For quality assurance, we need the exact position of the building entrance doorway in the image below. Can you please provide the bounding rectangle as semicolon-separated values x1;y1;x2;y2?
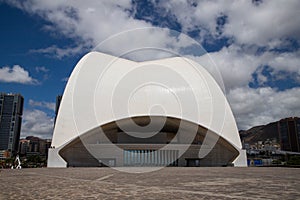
123;149;178;166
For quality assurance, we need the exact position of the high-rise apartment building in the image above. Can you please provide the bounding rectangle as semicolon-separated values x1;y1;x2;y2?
278;117;300;152
0;93;24;159
19;136;51;157
54;95;62;125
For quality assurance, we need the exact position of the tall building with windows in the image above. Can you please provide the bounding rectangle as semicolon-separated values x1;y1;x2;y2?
19;136;52;157
278;117;300;152
54;95;62;125
0;93;24;159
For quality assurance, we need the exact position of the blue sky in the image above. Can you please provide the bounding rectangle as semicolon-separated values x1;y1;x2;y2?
0;1;299;138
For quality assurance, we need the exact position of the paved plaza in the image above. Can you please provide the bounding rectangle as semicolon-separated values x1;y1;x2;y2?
0;167;299;199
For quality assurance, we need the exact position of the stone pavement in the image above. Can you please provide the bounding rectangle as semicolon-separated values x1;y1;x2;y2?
0;167;299;199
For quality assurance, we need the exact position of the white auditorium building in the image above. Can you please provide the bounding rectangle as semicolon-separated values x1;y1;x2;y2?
48;52;247;168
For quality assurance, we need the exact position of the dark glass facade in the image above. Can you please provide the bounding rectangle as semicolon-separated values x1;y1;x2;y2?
278;117;300;152
54;95;62;125
0;93;24;157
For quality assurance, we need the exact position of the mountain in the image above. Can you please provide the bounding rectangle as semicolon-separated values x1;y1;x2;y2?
239;122;279;145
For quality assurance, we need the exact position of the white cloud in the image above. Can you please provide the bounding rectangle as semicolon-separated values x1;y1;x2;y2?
222;0;300;47
21;109;54;139
267;50;300;75
192;45;260;90
158;0;300;48
6;1;197;61
7;1;146;46
7;0;300;53
227;86;300;130
0;65;38;84
6;0;300;131
35;66;49;73
30;45;86;59
194;45;300;90
7;1;299;78
29;99;56;112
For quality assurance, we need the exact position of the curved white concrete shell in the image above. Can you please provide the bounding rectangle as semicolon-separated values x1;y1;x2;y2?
48;52;247;168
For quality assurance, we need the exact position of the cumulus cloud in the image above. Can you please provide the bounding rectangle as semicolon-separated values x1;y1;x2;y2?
5;0;300;130
21;109;54;139
6;1;198;61
158;0;300;48
7;1;147;47
0;65;38;84
194;45;300;90
228;86;300;130
222;0;300;47
29;99;56;112
7;1;300;52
